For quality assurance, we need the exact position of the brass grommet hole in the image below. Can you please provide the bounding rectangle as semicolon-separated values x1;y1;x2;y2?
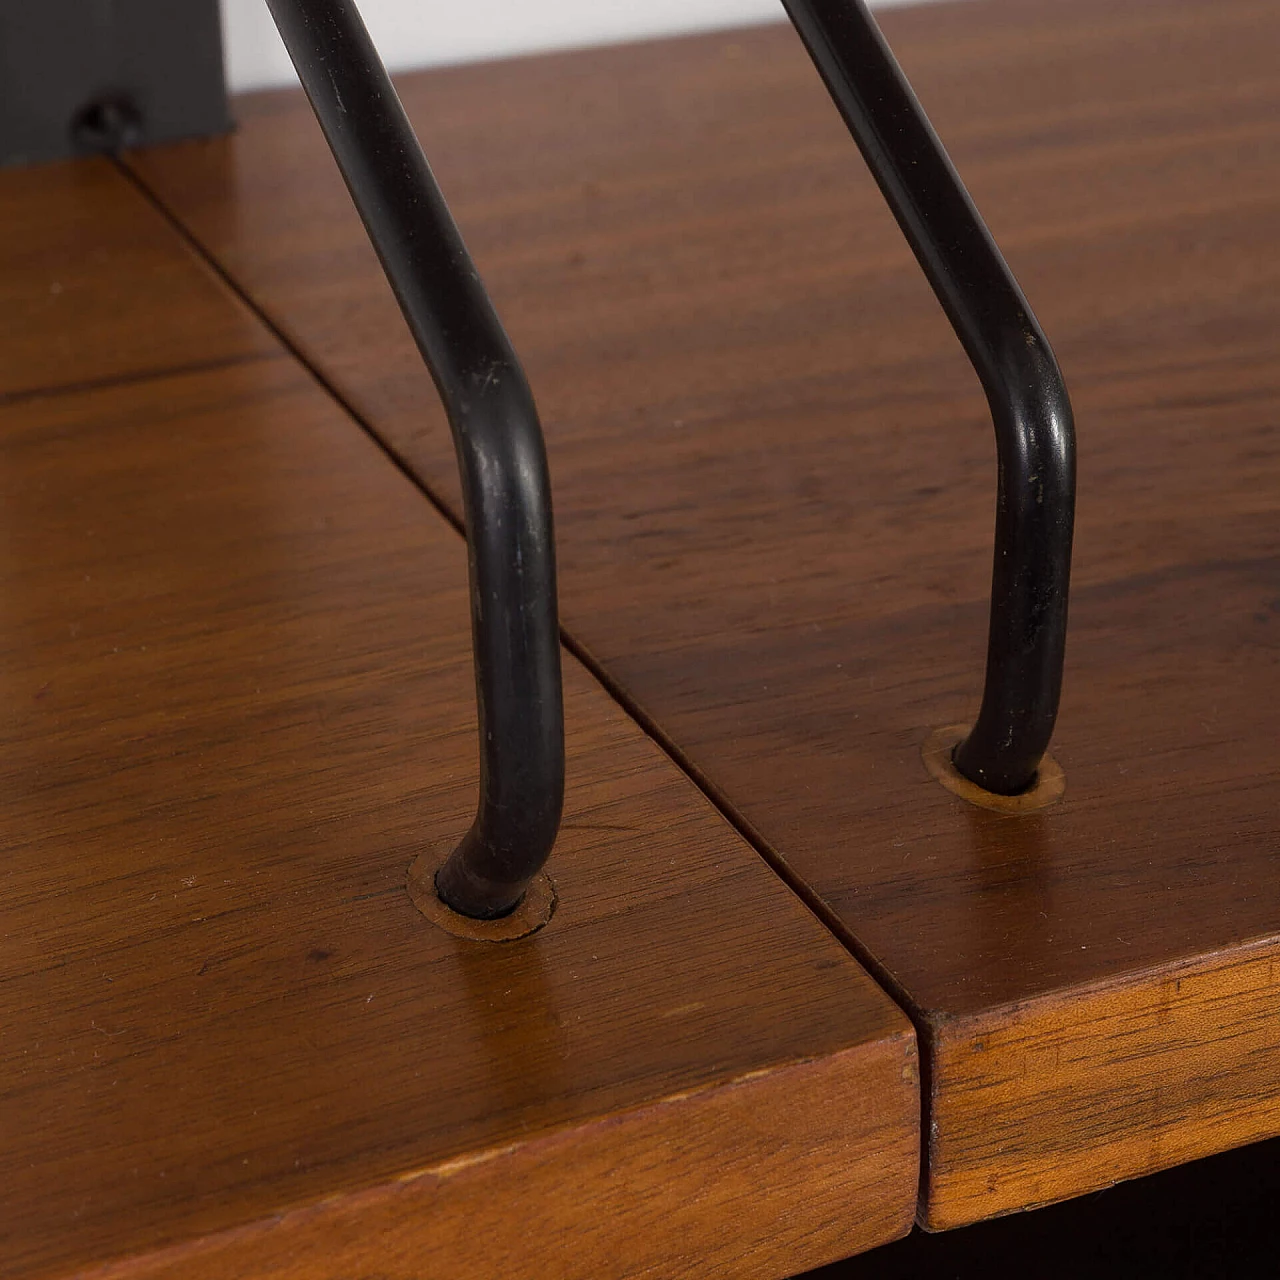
406;850;556;942
922;725;1065;814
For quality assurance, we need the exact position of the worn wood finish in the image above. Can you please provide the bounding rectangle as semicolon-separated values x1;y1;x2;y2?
0;360;919;1268
0;158;274;401
132;0;1280;1227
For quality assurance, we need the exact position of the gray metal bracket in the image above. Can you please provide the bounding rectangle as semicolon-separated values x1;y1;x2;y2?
1;0;230;168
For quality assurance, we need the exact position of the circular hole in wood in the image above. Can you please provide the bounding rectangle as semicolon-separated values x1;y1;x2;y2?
922;724;1065;814
406;848;556;942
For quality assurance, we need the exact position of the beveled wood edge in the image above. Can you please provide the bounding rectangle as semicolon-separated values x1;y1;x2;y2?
921;933;1280;1230
72;1034;920;1280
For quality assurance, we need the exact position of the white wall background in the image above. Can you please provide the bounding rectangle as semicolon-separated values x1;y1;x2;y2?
221;0;921;93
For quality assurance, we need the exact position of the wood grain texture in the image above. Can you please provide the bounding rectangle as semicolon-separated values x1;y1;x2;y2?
929;938;1280;1228
0;356;918;1276
83;1045;904;1280
131;0;1280;1227
0;158;275;401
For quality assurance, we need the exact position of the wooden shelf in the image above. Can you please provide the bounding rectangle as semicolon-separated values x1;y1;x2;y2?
0;158;273;401
130;0;1280;1229
0;163;917;1278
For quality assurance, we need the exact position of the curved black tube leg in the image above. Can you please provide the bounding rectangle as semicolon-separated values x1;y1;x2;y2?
783;0;1076;795
267;0;564;917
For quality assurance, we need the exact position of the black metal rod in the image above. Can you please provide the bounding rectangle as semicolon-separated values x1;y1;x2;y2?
783;0;1076;795
266;0;564;917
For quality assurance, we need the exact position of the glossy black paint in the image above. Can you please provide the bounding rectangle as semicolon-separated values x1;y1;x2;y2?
783;0;1076;795
267;0;564;918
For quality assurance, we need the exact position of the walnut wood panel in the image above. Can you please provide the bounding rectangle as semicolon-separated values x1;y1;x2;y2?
0;158;275;402
130;0;1280;1228
929;938;1280;1226
0;354;918;1278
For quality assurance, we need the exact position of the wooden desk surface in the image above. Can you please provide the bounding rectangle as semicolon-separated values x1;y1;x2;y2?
131;0;1280;1228
0;159;274;401
0;162;918;1278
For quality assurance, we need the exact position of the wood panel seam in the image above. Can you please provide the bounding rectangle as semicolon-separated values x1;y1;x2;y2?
0;350;283;411
117;151;928;1047
115;157;471;547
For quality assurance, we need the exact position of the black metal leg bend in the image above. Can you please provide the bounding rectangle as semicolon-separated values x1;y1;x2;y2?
783;0;1077;796
266;0;564;918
